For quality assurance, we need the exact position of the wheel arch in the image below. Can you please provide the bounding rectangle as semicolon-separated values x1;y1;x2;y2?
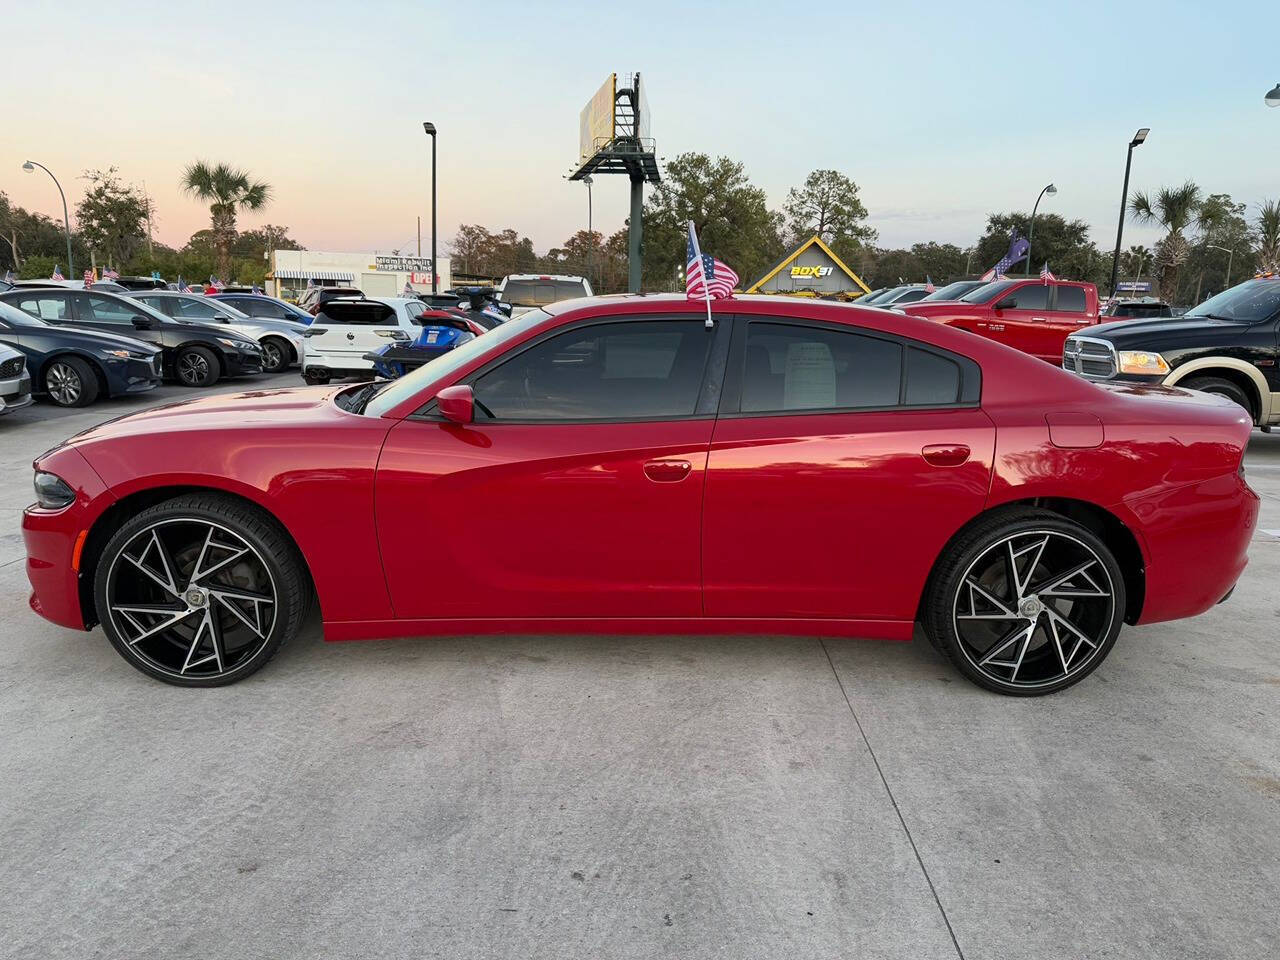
175;340;226;377
77;483;317;627
260;333;297;364
919;497;1146;626
1165;358;1269;423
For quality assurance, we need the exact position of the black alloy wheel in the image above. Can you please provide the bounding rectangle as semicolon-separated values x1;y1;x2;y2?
177;346;219;387
925;511;1126;695
94;494;307;686
260;337;288;373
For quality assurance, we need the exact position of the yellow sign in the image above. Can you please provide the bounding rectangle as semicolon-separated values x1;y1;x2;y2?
790;265;834;279
579;74;616;162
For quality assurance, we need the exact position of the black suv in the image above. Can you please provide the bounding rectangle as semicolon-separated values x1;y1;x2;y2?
1063;277;1280;428
0;288;263;388
1101;298;1174;319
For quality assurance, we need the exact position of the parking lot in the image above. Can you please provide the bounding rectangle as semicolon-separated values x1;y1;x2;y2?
1;378;1277;960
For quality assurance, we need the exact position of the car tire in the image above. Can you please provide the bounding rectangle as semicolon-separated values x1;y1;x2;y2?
302;372;329;385
43;355;100;407
260;337;291;373
176;346;220;387
1181;376;1254;422
923;509;1126;696
93;493;309;687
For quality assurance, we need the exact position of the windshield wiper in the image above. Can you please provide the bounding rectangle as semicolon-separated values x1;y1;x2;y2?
1185;312;1241;322
345;380;387;414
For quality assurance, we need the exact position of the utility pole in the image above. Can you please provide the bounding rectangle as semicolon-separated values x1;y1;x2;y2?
142;180;154;258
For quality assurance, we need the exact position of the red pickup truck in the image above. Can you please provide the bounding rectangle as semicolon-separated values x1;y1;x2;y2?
898;277;1100;364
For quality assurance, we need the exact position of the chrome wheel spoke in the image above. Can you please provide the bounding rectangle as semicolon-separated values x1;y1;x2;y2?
210;587;272;638
123;530;181;597
959;577;1019;619
1034;560;1108;599
112;603;199;645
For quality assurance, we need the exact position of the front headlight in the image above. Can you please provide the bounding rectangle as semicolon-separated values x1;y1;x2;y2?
1117;350;1170;376
33;471;76;509
217;337;257;351
101;349;147;360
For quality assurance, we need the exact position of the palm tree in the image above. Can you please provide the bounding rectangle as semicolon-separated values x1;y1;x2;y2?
1128;181;1201;301
181;162;271;281
1257;199;1280;274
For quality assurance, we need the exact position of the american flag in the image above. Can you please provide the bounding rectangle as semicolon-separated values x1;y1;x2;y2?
52;265;65;281
251;284;264;295
1039;262;1056;282
924;275;936;293
209;275;226;291
686;224;737;300
104;267;120;280
83;269;95;289
980;231;1031;284
177;275;190;293
306;277;315;289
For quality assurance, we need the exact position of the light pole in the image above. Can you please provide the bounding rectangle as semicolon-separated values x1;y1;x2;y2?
1109;128;1149;295
1208;244;1235;290
1266;82;1280;107
23;160;73;276
1025;182;1057;275
583;174;594;290
422;122;438;293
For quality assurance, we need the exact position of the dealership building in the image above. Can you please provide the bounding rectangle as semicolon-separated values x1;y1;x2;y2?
267;250;452;300
747;235;871;297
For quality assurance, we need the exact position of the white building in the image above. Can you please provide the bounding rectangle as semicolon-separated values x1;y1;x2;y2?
268;250;452;301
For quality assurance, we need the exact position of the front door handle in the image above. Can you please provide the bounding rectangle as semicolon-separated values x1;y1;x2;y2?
644;459;692;482
922;444;970;467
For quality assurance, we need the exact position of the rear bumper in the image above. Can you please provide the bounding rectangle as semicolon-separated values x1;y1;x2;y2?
1119;471;1260;625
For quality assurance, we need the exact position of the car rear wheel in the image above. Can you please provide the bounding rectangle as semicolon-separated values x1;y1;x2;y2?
44;356;99;407
924;510;1126;695
93;493;308;686
1181;376;1255;422
177;346;219;387
260;337;290;373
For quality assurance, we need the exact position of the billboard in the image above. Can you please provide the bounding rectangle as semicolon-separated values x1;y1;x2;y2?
636;73;651;142
579;73;616;162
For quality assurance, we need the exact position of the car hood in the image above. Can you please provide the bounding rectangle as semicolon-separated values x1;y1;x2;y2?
899;301;983;317
51;323;162;353
1085;315;1247;342
63;385;341;446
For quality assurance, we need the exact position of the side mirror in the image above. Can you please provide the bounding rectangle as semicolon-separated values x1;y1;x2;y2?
131;316;155;329
437;384;474;424
994;297;1017;310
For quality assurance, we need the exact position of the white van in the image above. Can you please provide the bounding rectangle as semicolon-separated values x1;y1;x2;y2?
495;274;593;318
301;297;423;384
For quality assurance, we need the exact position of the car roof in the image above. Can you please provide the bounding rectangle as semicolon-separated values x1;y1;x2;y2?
502;274;588;282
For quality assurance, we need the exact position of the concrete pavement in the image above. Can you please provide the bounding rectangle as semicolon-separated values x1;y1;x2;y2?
0;375;1277;960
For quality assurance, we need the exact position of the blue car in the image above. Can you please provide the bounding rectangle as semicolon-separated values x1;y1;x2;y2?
364;309;481;379
0;298;162;407
211;292;315;325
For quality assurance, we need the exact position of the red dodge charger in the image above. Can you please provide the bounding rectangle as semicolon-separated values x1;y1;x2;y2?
22;295;1258;694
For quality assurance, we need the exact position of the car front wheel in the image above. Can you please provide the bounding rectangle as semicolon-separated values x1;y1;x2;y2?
44;356;100;407
260;337;290;373
1181;376;1255;423
93;493;308;686
924;510;1126;695
177;346;219;387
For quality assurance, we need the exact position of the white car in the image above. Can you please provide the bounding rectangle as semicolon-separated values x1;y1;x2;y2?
301;297;425;384
496;274;593;318
124;291;306;373
0;342;34;415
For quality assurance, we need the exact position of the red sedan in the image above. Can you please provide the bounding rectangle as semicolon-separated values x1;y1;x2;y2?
22;295;1258;694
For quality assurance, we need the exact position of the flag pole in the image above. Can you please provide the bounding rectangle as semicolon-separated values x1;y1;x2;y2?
687;221;714;328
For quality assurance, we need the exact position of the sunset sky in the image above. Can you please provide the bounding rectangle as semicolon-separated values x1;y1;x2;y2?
4;0;1277;261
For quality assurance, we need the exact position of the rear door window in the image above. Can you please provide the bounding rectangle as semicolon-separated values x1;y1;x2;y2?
741;322;902;412
81;294;147;325
1054;286;1087;313
170;297;227;322
12;295;71;321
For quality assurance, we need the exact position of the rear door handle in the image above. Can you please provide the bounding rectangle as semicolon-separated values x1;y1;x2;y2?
922;444;970;467
643;459;692;482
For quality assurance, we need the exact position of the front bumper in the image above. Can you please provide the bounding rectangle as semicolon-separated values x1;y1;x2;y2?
103;354;163;396
0;371;34;414
222;348;264;378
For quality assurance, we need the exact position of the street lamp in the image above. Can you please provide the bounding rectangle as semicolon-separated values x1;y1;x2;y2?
422;122;438;293
582;175;593;290
22;160;74;276
1108;127;1149;296
1025;182;1057;275
1266;82;1280;108
1208;244;1235;289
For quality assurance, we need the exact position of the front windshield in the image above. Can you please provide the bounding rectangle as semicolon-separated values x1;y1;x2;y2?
960;280;1016;304
0;300;45;326
923;281;980;301
1185;278;1280;323
363;308;552;417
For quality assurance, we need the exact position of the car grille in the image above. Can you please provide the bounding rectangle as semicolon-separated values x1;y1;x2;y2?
0;356;25;378
1062;338;1116;380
